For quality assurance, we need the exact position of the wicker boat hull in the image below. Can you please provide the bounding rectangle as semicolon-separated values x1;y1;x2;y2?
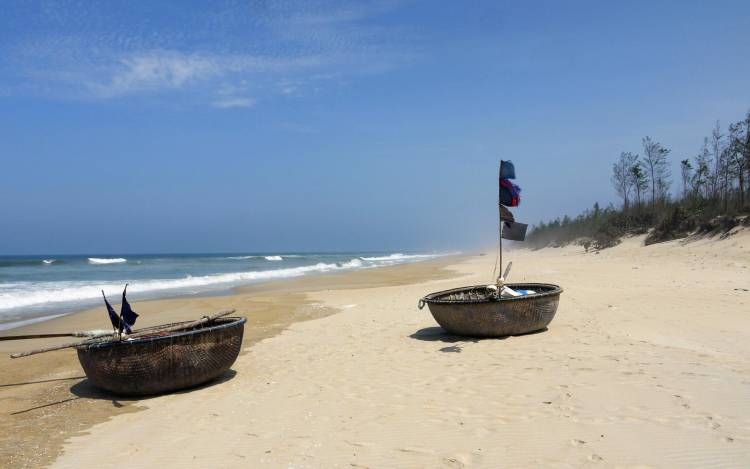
76;317;246;396
420;283;562;337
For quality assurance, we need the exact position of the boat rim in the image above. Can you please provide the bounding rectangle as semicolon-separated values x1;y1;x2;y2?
421;283;563;304
77;316;246;351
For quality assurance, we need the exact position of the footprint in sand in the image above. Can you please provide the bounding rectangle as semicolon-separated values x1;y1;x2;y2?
441;452;483;468
442;457;465;468
672;393;691;409
706;415;721;430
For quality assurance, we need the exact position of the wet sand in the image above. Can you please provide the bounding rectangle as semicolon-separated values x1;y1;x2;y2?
0;257;460;469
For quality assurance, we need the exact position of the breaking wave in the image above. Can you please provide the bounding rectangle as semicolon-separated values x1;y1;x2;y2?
340;258;363;268
0;251;457;321
360;253;441;262
0;261;363;313
88;257;127;265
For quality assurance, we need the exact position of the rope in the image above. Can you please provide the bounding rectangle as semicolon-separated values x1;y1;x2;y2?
491;240;500;283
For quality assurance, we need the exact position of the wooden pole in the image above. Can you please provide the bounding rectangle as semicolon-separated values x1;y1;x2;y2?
10;337;110;359
10;309;236;359
0;331;113;342
126;309;236;340
497;160;504;286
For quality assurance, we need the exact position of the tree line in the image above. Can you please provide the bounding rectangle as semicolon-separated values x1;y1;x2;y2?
527;109;750;250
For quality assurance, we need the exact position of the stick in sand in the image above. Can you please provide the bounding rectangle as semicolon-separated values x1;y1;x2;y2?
10;309;236;359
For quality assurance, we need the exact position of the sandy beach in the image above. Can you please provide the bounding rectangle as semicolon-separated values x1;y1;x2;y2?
3;233;750;468
0;258;459;468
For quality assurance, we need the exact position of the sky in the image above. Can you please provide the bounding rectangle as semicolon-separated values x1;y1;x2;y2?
1;0;749;254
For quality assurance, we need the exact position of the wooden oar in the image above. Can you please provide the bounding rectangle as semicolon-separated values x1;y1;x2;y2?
0;331;113;341
125;309;236;340
10;309;236;359
502;261;513;282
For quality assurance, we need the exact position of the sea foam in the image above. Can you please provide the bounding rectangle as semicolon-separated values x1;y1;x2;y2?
0;252;454;320
0;261;361;313
360;253;439;262
88;257;127;265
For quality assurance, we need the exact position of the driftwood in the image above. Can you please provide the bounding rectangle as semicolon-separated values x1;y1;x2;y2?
9;309;236;359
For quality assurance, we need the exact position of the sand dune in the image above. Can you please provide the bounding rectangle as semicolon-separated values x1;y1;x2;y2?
42;232;750;467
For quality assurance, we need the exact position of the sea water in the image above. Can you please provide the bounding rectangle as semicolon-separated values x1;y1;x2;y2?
0;252;449;330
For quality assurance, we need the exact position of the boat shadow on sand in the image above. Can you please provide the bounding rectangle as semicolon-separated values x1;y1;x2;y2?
69;368;238;403
409;326;547;353
6;369;238;415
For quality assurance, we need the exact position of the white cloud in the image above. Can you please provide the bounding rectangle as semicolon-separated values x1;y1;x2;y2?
1;0;418;107
89;53;222;97
212;97;256;108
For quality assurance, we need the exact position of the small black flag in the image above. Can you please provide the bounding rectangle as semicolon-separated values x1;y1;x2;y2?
102;291;120;331
502;220;528;241
119;284;139;334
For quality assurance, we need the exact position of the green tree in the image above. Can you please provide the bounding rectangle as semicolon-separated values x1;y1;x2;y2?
642;136;671;206
692;138;712;199
611;152;638;209
729;111;750;208
709;121;727;201
680;159;692;200
630;160;648;209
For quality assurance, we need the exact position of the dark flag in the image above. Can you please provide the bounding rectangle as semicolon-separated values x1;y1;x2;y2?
502;220;528;241
499;160;516;179
102;290;120;331
119;284;139;334
500;205;515;222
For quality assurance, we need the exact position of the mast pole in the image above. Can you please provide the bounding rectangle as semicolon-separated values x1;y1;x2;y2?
498;160;503;286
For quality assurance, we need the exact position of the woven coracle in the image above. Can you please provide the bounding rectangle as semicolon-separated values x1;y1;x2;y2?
419;283;562;337
76;317;246;396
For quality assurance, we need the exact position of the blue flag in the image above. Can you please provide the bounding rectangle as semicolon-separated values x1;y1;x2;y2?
500;160;516;179
102;291;120;331
119;284;139;334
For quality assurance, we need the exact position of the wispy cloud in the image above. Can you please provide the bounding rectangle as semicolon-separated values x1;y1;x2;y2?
90;53;223;97
212;97;257;109
0;0;418;108
85;51;325;98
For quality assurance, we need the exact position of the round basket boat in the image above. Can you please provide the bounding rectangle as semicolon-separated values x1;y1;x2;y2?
419;283;562;337
76;316;246;396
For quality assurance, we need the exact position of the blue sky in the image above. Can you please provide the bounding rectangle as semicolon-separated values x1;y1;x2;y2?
1;0;749;254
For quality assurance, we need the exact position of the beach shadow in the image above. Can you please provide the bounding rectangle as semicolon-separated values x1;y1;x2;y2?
9;371;239;415
10;396;83;415
410;327;484;344
0;375;85;388
410;326;548;348
69;368;238;403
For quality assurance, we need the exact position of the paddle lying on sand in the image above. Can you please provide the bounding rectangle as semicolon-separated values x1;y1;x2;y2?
9;309;236;359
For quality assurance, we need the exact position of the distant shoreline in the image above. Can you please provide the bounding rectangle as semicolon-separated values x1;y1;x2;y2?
0;251;457;330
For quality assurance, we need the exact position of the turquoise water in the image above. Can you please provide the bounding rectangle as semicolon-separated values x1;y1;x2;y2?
0;252;447;329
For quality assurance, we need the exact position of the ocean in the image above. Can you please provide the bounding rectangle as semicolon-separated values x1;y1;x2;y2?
0;252;449;330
